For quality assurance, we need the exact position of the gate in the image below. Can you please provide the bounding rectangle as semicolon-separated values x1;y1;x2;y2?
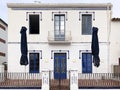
50;71;70;90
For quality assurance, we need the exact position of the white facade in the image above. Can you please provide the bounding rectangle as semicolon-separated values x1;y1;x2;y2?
7;3;112;74
0;18;7;65
110;19;120;72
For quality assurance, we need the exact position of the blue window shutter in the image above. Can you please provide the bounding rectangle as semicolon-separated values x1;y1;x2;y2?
29;53;39;73
82;53;92;73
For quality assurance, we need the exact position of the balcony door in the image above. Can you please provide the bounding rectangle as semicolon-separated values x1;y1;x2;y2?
54;15;65;41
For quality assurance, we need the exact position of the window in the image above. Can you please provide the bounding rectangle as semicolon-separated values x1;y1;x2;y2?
29;15;39;34
54;15;65;40
82;53;92;73
29;53;39;73
82;14;92;35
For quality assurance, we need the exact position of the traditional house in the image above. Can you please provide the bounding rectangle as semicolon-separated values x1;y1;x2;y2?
7;3;113;77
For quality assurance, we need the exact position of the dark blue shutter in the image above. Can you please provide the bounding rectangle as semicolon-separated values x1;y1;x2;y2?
82;53;92;73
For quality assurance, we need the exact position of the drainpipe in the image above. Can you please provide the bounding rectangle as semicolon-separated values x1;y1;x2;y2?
107;3;112;73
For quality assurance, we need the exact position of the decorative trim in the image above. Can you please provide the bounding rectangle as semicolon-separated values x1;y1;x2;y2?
0;24;6;30
12;7;110;10
79;50;91;59
79;11;95;21
8;42;110;44
0;52;6;57
52;11;68;21
8;42;48;44
26;12;42;21
28;50;42;59
0;38;6;43
51;50;69;59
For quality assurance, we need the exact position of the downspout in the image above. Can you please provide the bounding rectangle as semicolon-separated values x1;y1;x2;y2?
107;3;112;73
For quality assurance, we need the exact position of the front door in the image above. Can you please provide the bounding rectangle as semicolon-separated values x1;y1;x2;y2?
54;53;67;79
82;53;92;73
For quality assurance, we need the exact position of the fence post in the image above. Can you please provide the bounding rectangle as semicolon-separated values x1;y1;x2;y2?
42;70;49;90
70;70;78;90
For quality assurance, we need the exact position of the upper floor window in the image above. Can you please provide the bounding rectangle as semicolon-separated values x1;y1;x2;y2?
54;14;65;40
82;14;92;35
29;15;39;34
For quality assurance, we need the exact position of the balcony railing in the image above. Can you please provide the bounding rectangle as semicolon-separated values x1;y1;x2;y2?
48;31;72;44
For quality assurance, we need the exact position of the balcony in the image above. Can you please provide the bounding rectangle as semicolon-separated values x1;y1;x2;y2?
48;31;72;44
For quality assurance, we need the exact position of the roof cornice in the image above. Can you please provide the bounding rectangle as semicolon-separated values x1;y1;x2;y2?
7;3;112;8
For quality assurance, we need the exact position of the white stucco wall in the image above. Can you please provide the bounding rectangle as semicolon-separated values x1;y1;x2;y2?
8;43;108;73
8;4;111;73
110;21;120;73
8;9;109;43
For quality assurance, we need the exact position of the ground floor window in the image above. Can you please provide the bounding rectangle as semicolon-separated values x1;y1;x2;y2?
82;53;92;73
54;53;67;79
29;53;39;73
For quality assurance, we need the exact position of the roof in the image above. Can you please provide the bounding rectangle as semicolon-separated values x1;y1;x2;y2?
112;18;120;21
0;18;8;26
7;3;112;9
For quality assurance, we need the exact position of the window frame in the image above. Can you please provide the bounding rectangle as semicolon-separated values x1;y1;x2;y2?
29;14;40;34
54;14;66;41
81;14;92;35
29;52;40;73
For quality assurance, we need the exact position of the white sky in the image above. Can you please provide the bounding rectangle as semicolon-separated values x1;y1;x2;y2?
0;0;120;23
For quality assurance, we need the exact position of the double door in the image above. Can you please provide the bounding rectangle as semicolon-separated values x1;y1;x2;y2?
54;53;67;79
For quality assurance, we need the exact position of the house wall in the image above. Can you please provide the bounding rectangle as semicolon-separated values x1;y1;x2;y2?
8;5;111;73
110;21;120;73
0;19;7;65
8;10;109;42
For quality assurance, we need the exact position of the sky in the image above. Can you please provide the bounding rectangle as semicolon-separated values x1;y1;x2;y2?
0;0;120;23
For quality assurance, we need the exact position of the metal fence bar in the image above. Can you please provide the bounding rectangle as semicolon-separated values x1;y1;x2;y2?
1;72;120;88
0;72;42;87
78;73;120;88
